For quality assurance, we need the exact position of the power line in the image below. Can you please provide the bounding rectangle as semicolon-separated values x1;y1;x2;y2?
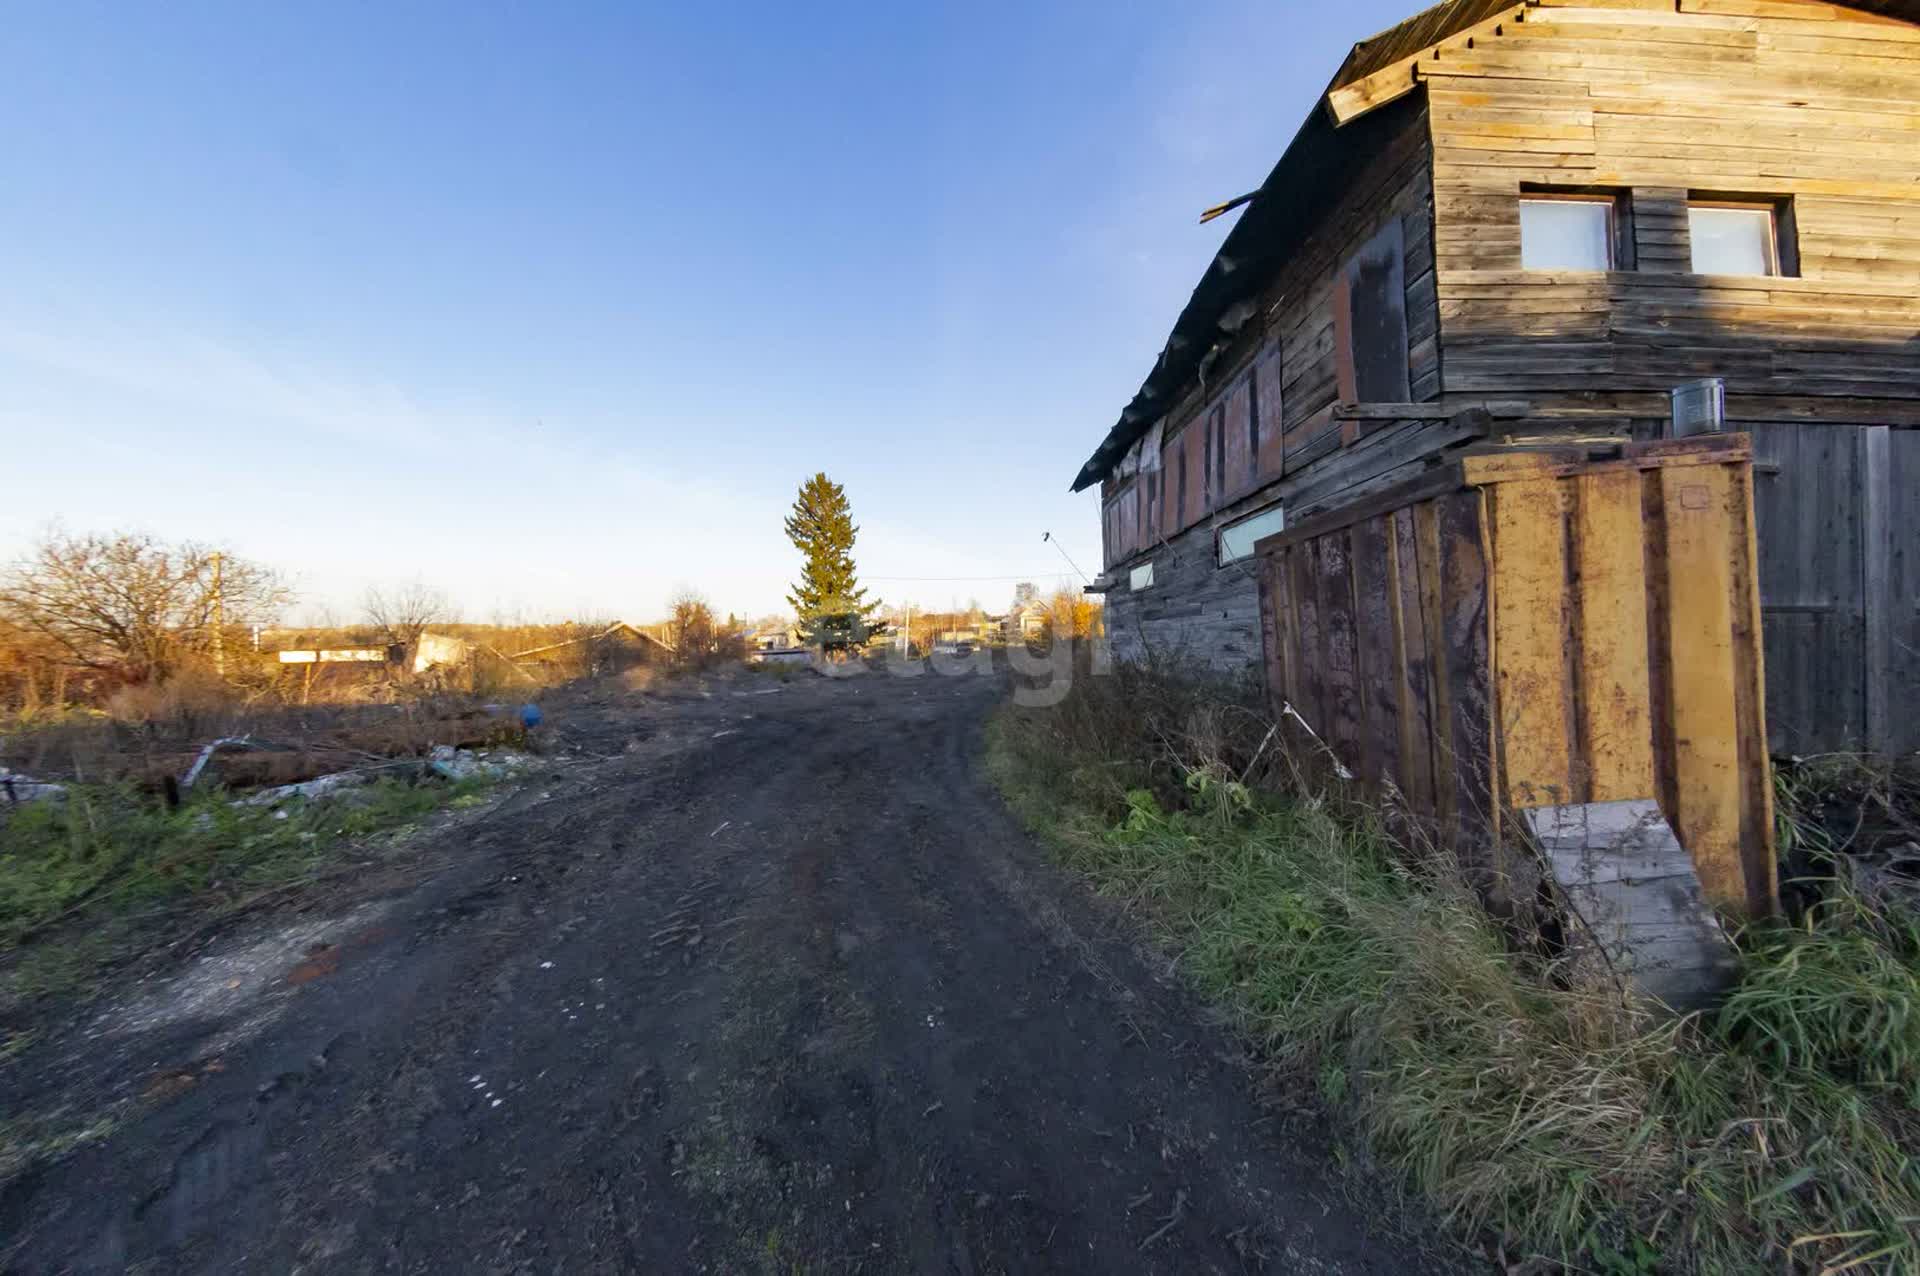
864;572;1080;581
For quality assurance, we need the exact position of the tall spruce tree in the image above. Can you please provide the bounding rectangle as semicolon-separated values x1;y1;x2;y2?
784;473;874;650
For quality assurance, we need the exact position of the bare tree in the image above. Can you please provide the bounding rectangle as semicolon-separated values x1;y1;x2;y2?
362;582;450;650
0;530;290;680
669;587;717;668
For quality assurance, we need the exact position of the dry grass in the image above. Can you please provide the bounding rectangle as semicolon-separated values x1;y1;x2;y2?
988;663;1920;1274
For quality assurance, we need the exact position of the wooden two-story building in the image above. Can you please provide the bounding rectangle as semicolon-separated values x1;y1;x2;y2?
1080;0;1919;754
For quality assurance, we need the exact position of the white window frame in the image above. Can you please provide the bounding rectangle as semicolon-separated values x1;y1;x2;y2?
1519;193;1616;272
1218;502;1287;565
1687;201;1782;277
1129;561;1154;591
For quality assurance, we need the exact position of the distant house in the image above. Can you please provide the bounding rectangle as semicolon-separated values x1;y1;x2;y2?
1078;0;1920;752
745;626;804;653
1008;607;1048;641
745;625;808;664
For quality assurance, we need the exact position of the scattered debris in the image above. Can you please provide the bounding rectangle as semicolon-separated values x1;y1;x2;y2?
709;821;731;838
1847;842;1920;911
427;745;531;782
1138;1188;1190;1250
238;770;374;808
180;737;258;791
0;767;66;805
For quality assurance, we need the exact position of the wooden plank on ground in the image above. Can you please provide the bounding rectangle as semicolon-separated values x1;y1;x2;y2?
1524;800;1738;1012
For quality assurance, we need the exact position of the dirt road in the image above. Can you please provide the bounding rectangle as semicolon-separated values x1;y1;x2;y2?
1;667;1454;1273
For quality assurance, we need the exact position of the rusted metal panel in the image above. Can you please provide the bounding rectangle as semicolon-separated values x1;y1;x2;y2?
1255;435;1776;917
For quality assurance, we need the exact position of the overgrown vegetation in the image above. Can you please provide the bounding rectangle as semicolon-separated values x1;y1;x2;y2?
987;660;1920;1274
0;774;487;1008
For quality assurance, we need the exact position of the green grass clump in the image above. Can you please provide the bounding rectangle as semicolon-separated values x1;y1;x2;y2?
0;775;485;1003
987;672;1920;1275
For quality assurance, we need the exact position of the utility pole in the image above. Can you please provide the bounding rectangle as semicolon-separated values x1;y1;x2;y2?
210;551;227;678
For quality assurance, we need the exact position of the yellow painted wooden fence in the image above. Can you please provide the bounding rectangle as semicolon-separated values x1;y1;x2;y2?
1256;435;1776;917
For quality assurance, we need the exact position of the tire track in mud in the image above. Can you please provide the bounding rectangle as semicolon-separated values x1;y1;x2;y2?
2;673;1461;1274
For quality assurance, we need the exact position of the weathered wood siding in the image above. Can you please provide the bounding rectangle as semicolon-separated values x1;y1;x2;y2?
1753;421;1920;753
1426;0;1920;410
1412;0;1920;754
1100;100;1440;575
1103;514;1266;673
1102;411;1493;671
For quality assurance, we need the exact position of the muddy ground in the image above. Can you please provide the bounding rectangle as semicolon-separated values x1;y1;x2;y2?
0;664;1460;1273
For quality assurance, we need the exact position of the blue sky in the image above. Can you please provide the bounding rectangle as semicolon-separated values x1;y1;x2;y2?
0;0;1411;623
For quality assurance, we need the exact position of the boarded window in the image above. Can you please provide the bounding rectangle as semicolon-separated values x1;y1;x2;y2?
1254;344;1285;480
1334;220;1410;404
1520;197;1613;270
1689;203;1781;276
1219;503;1286;565
1130;561;1154;591
1209;404;1227;506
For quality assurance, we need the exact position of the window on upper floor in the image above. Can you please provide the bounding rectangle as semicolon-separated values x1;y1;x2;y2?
1218;502;1286;566
1129;561;1154;591
1519;193;1622;271
1333;219;1410;404
1688;199;1794;276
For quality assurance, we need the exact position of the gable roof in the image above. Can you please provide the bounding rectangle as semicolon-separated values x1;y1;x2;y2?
1069;0;1920;493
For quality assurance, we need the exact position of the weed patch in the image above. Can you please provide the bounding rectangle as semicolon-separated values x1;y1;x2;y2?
0;775;486;1008
987;669;1920;1274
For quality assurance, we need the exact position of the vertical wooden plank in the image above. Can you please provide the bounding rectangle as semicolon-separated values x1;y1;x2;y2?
1332;269;1359;405
1259;556;1287;723
1573;468;1655;802
1749;422;1800;755
1439;491;1495;886
1489;478;1576;809
1657;465;1747;915
1390;506;1439;827
1292;541;1326;737
1728;459;1780;917
1244;368;1262;489
1862;425;1892;754
1203;406;1219;511
1889;430;1920;755
1643;472;1680;826
1415;500;1458;839
1256;345;1287;481
1222;381;1252;498
1352;514;1400;790
1319;530;1362;771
